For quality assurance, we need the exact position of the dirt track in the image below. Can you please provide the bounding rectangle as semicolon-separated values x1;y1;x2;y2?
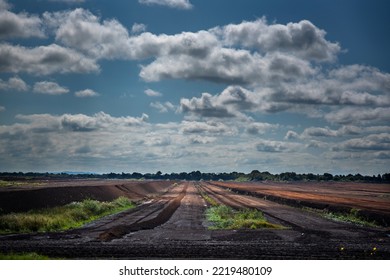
1;180;390;259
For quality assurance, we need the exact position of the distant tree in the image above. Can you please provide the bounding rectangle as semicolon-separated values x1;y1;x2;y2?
382;173;390;182
250;170;262;181
322;173;333;181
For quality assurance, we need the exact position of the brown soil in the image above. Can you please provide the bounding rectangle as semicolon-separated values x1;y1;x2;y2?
0;180;173;213
210;181;390;226
0;180;389;259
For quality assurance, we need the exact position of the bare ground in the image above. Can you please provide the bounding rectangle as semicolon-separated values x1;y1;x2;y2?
0;180;389;259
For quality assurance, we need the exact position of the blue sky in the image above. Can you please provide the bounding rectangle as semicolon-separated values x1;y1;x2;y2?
0;0;389;174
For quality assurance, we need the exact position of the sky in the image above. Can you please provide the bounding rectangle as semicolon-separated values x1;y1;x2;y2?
0;0;389;175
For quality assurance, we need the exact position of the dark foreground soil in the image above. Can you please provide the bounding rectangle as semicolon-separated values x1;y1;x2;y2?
0;180;389;259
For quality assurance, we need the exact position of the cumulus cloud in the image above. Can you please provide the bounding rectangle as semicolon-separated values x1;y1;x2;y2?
284;130;300;140
0;105;5;112
180;120;233;135
333;133;390;152
140;48;316;84
144;88;162;97
0;43;99;75
180;92;236;118
42;9;328;85
176;63;389;124
211;18;340;62
0;76;28;91
33;81;69;95
0;4;44;39
131;23;147;34
9;112;149;133
45;8;217;61
256;140;300;153
138;0;193;10
75;89;99;97
44;9;133;60
325;107;390;125
273;65;390;107
179;85;273;119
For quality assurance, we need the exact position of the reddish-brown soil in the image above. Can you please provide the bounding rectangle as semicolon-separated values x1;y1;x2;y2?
210;181;390;226
0;180;389;259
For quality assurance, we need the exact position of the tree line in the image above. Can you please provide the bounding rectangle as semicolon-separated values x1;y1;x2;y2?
1;170;389;183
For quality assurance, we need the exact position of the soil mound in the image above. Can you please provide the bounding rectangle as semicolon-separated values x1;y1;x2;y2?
0;180;173;213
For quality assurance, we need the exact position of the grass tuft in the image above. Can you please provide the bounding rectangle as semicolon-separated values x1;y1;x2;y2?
0;197;135;234
206;205;284;230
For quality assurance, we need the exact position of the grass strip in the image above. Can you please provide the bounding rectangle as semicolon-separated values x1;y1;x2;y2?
0;180;45;187
0;196;135;234
197;187;219;206
303;207;378;227
0;252;58;260
206;205;285;230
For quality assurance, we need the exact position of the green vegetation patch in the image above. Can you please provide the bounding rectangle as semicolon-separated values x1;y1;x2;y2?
323;208;378;227
0;180;45;187
206;205;285;230
0;196;135;234
304;207;378;227
0;252;55;260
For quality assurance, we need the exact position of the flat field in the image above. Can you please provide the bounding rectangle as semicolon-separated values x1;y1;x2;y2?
0;179;389;259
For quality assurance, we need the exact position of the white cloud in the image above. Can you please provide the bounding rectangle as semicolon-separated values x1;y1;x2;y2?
144;88;162;97
0;0;11;10
138;0;193;10
9;112;149;133
179;86;284;119
180;92;236;118
44;9;132;60
33;81;69;95
256;140;301;153
0;3;44;39
44;9;327;85
46;9;217;61
302;127;338;138
140;48;316;85
212;18;340;62
0;43;99;75
0;76;28;91
75;89;99;97
246;122;278;135
0;105;5;112
284;130;300;140
325;107;390;125
333;133;390;152
150;101;175;113
180;120;234;135
188;135;216;145
131;23;147;34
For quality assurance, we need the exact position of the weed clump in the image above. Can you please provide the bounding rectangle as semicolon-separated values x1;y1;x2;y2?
0;197;135;234
206;205;284;230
